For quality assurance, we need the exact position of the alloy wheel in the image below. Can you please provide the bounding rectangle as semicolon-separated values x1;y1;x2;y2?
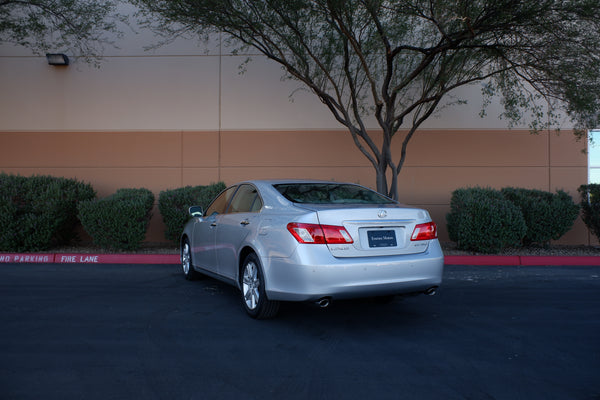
242;261;260;310
182;242;191;275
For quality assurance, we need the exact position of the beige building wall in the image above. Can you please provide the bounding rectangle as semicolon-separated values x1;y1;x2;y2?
0;25;590;245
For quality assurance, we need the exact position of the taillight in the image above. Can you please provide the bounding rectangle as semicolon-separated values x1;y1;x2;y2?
287;223;354;244
411;222;437;241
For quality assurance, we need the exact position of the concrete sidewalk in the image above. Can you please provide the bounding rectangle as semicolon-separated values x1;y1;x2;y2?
1;252;599;266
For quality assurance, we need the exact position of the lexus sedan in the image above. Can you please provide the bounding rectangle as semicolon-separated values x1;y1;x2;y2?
181;180;444;318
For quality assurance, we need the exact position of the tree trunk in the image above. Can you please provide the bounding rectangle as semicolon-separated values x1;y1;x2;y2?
388;169;399;201
374;161;402;200
375;165;388;198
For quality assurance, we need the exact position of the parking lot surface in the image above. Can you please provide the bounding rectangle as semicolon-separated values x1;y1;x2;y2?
1;263;599;400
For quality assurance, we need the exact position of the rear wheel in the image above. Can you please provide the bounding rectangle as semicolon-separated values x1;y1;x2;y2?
240;253;280;319
182;238;201;281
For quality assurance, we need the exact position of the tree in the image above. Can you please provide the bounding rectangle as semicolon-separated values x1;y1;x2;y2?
133;0;600;199
0;0;123;63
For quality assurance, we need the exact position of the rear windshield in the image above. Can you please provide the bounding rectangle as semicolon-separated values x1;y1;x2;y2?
274;183;395;205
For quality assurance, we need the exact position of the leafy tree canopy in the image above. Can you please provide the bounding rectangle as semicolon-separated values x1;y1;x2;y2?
0;0;124;63
138;1;599;198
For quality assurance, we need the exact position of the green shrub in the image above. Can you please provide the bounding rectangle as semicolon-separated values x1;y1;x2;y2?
78;188;154;251
158;182;226;243
579;184;600;241
0;173;96;252
446;187;526;253
501;187;579;245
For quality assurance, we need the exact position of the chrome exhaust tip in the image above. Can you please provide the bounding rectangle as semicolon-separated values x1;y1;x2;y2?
316;297;331;308
424;287;438;296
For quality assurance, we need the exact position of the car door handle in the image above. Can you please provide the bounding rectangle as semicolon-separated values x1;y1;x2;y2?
240;220;250;226
210;222;217;227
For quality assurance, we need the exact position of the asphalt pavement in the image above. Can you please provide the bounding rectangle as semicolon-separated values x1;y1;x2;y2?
1;263;599;400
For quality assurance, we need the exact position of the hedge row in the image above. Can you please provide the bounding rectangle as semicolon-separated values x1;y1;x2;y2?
446;188;526;253
0;174;96;252
0;174;226;252
446;187;580;253
4;174;599;254
78;188;155;251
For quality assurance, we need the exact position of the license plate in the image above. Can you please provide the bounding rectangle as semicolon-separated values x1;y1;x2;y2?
367;230;397;248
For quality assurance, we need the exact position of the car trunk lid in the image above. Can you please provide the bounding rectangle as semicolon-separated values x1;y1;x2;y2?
299;204;435;258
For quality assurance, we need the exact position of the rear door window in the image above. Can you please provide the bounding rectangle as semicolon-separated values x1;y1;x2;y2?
228;184;262;213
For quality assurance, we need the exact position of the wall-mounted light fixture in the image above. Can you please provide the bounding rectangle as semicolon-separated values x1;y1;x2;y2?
46;53;69;66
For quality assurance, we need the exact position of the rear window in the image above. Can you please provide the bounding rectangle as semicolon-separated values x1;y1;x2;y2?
274;183;395;204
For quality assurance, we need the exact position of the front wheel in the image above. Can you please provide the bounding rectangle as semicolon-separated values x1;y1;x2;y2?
240;253;280;319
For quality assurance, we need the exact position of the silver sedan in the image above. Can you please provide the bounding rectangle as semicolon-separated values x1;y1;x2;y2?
181;180;444;318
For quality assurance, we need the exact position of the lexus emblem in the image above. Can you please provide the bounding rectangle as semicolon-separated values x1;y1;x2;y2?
378;210;387;218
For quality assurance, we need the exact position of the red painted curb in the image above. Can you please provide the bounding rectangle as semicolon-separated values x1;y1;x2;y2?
0;254;54;263
54;253;180;264
0;253;180;264
444;255;600;266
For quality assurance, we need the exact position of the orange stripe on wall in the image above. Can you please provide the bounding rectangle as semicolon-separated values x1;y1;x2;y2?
0;129;590;244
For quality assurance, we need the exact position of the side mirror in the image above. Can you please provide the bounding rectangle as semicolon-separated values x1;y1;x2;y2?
188;205;203;218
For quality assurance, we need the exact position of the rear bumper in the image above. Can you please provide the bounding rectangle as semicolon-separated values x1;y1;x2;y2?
263;240;444;302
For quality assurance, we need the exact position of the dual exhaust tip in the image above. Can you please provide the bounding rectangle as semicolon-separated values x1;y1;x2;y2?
315;287;438;308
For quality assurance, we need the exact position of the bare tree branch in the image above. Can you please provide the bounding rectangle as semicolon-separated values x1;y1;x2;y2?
133;0;600;198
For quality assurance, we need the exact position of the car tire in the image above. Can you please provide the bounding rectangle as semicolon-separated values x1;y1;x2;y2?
182;238;201;281
240;253;280;319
